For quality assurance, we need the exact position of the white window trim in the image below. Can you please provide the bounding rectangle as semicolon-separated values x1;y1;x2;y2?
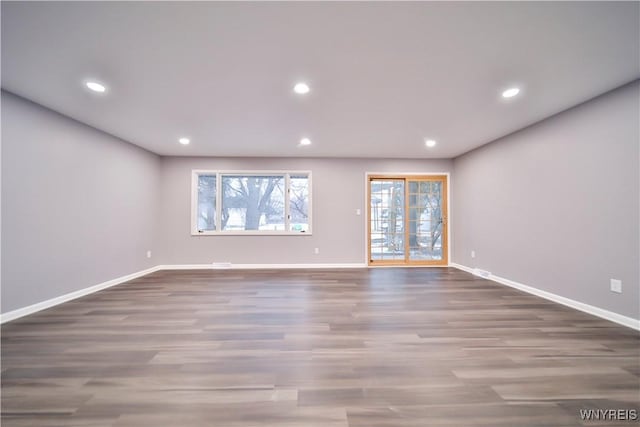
191;170;312;236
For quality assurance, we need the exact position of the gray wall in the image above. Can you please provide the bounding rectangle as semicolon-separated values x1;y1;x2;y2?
452;81;640;320
5;80;637;322
159;157;452;265
1;91;161;313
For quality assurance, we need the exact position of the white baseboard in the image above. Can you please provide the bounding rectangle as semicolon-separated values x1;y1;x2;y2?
15;262;634;330
0;266;162;324
158;263;367;270
0;263;366;323
450;263;640;331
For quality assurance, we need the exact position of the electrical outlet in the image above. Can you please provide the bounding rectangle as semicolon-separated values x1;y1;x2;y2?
356;208;361;215
471;250;476;258
146;250;152;258
314;247;320;255
610;279;622;294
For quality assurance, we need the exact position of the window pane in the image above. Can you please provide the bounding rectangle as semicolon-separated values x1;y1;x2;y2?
289;175;309;232
197;175;216;231
408;180;443;261
221;175;285;231
370;179;405;260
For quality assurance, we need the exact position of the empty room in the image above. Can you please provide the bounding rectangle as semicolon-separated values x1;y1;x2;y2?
1;1;639;426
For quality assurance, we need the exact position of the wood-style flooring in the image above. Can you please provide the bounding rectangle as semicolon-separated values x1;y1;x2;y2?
2;268;639;426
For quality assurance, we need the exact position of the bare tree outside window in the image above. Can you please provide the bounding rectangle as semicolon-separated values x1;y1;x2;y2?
222;176;285;231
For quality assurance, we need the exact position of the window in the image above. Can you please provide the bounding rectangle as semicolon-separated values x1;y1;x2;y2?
196;175;216;231
192;171;311;235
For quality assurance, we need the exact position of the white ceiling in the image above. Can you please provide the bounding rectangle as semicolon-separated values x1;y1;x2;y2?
2;2;639;159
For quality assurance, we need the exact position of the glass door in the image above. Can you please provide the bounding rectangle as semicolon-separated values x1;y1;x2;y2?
368;175;447;266
369;179;405;263
407;178;446;263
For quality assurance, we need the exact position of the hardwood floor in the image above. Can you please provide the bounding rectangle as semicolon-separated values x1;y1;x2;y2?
2;268;638;426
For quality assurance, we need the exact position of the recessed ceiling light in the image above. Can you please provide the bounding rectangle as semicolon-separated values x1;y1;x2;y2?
299;138;312;146
502;87;520;98
425;139;437;148
178;137;190;145
85;80;106;93
294;82;310;94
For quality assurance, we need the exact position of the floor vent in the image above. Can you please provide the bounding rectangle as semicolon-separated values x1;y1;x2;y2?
211;262;232;269
473;268;491;279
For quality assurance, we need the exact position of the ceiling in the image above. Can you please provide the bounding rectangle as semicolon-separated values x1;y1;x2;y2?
2;2;639;159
